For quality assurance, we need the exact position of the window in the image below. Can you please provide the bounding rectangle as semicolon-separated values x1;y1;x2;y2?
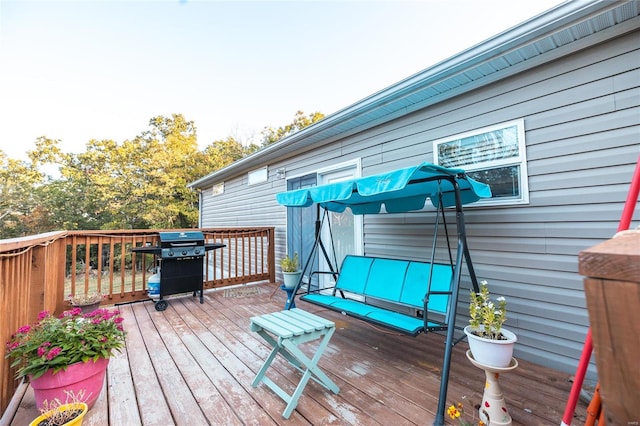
433;119;529;205
316;161;363;289
212;183;224;196
319;166;363;267
248;167;268;185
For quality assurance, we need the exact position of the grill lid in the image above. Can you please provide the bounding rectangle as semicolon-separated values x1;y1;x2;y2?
158;231;205;258
159;231;204;245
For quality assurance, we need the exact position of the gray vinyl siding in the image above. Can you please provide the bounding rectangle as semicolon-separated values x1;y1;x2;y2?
198;28;639;378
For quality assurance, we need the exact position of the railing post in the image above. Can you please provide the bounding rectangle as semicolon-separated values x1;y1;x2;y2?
29;236;67;317
51;237;67;314
268;227;276;283
579;232;640;424
29;243;46;318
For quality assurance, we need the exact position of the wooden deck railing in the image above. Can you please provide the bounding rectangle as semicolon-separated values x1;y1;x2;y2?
0;227;275;414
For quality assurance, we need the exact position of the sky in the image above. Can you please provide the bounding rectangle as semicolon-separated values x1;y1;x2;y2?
0;0;564;161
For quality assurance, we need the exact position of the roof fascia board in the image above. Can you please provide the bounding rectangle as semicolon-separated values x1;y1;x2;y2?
339;0;620;113
356;13;640;131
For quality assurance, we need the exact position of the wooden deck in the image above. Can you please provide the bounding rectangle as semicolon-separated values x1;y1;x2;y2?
6;282;588;425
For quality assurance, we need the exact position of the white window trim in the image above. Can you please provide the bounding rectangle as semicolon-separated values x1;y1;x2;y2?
433;119;529;206
211;182;224;196
280;159;364;293
247;166;268;185
316;158;362;179
317;159;364;256
316;159;364;291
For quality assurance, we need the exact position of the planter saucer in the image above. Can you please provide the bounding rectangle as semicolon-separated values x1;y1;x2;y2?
466;349;518;372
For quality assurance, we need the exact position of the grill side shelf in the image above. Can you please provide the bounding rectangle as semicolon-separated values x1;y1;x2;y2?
131;247;162;255
130;243;225;255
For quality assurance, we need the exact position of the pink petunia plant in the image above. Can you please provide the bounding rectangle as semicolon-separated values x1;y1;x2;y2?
5;307;125;379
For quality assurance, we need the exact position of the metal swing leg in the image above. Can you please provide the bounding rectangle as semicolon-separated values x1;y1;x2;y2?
433;241;465;426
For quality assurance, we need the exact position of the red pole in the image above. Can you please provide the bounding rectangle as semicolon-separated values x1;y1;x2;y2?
561;155;640;426
617;154;640;232
561;329;593;425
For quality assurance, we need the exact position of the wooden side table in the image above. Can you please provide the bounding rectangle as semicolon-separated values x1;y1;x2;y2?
250;308;340;418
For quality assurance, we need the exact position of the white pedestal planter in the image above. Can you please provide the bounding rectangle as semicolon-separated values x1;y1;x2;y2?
464;325;517;369
466;350;519;426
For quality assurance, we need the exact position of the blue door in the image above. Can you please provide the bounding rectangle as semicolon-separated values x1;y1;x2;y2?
287;174;319;290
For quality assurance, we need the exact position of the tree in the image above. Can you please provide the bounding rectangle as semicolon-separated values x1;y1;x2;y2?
54;114;203;230
55;138;146;229
197;137;248;176
0;137;61;238
261;110;324;146
0;110;323;238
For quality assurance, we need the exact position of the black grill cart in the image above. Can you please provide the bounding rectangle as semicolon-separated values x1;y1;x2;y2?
132;231;225;311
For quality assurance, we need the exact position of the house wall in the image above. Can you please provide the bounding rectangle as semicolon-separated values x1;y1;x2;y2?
199;28;639;378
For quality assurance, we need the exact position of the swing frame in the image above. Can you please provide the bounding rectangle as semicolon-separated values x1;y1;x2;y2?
276;162;491;426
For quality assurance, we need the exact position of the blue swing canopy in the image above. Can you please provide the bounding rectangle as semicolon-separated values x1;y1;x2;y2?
275;162;491;214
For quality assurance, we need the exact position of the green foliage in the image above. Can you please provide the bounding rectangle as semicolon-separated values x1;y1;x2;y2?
0;140;54;237
0;111;322;238
279;252;299;272
468;281;508;340
261;110;324;146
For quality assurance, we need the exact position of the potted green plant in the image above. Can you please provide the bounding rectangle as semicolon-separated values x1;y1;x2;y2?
6;307;126;410
279;252;301;289
464;280;517;368
66;291;104;314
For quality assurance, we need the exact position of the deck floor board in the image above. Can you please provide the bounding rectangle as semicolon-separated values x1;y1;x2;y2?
6;282;588;425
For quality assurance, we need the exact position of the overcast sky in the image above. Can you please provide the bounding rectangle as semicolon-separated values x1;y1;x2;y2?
0;0;564;160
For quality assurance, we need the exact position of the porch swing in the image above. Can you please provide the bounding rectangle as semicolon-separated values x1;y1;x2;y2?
275;161;492;426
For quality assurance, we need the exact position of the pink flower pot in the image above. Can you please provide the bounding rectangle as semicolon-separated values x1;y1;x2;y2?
30;358;109;410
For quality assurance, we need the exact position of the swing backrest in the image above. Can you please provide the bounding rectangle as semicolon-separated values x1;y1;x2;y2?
401;261;453;312
335;256;374;294
334;255;453;314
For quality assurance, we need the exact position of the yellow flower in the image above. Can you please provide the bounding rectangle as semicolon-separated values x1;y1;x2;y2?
448;401;482;426
448;405;461;419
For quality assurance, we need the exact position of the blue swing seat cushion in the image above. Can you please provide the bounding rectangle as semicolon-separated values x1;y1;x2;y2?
300;255;453;336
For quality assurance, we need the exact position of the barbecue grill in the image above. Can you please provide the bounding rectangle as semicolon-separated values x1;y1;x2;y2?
132;231;225;311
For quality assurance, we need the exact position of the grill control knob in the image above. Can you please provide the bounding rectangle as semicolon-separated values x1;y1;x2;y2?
195;249;201;255
182;250;187;256
168;251;174;257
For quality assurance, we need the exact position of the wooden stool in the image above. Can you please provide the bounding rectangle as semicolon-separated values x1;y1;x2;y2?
250;308;340;418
